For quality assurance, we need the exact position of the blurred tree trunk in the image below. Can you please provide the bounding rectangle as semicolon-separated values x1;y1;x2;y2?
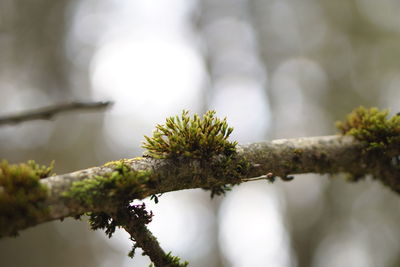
0;0;72;99
0;2;112;267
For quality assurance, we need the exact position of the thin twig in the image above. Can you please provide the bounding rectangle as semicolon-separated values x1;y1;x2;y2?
0;101;113;125
114;204;187;267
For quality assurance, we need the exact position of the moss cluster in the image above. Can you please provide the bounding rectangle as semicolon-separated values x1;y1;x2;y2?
143;110;237;159
142;110;248;197
0;160;53;236
160;252;189;267
337;107;400;190
64;160;153;208
336;106;400;150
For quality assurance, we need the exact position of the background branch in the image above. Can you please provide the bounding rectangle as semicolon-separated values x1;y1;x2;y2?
0;101;113;125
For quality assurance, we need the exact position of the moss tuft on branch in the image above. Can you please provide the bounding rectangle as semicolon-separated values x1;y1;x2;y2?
337;107;400;190
63;160;153;209
143;110;237;159
336;106;400;150
142;110;247;197
0;160;53;236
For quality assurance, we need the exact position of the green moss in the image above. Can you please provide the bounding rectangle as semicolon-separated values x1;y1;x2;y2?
142;110;248;196
337;107;400;191
336;106;400;150
64;160;153;208
103;160;124;168
163;252;189;267
147;253;189;267
0;160;53;236
143;110;237;159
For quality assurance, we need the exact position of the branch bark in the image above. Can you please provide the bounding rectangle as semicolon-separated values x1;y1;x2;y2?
2;134;399;238
0;101;112;125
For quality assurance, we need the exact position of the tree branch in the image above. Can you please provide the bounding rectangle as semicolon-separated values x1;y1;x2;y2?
1;134;399;238
2;106;398;267
3;133;400;266
0;101;112;125
0;136;394;239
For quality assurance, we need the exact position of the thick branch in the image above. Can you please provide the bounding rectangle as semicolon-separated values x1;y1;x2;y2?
0;101;112;125
2;135;399;237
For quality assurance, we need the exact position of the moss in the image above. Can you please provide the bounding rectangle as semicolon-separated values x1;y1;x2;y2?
163;252;189;267
0;160;53;236
143;110;237;159
103;160;124;168
147;253;189;267
64;160;153;208
142;110;249;196
337;107;400;191
336;106;400;150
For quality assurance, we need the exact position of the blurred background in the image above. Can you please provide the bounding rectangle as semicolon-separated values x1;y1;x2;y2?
1;0;400;266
